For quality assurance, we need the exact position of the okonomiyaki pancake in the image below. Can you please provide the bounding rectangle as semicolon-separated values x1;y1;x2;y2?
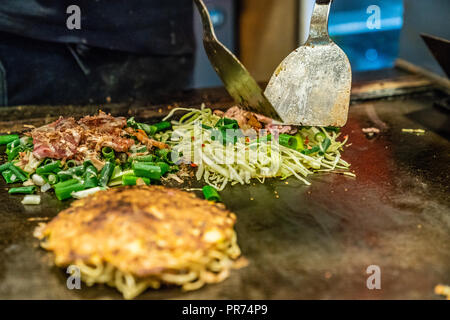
34;186;243;299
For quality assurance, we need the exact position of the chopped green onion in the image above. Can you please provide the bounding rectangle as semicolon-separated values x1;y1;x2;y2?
127;117;164;136
129;154;155;163
7;145;22;161
319;138;331;155
141;123;157;136
83;160;98;173
54;182;85;201
55;166;83;179
324;126;341;133
110;165;122;180
99;161;114;187
219;123;239;130
132;162;162;180
109;169;133;182
19;136;32;146
42;158;53;166
132;161;169;176
223;118;239;126
36;160;61;175
0;162;11;172
293;134;305;151
32;174;46;186
155;148;172;163
9;165;28;182
156;162;170;175
215;118;238;129
278;134;297;150
202;185;221;202
46;173;59;185
102;146;115;160
255;134;272;143
6;138;20;150
67;165;85;176
107;178;123;187
0;134;19;145
54;178;79;190
21;195;41;205
83;166;99;189
65;160;77;168
72;187;104;199
126;117;138;128
314;132;326;142
6;139;23;160
153;121;172;133
57;170;73;182
136;146;148;153
40;183;52;193
2;170;17;184
302;146;320;155
122;175;151;186
212;128;242;145
8;186;36;194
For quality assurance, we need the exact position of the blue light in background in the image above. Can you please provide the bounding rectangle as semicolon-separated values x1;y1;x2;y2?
210;9;226;28
365;48;378;61
328;0;404;72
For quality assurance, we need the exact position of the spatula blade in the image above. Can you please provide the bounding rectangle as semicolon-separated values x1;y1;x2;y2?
264;42;351;127
194;0;282;121
203;39;283;121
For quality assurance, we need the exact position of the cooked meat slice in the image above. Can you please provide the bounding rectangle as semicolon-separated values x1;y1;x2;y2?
28;111;136;161
78;111;127;134
221;106;297;134
125;127;169;150
30;117;82;159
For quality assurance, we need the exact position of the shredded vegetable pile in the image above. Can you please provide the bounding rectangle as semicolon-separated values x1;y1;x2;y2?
161;104;353;191
0;114;177;204
0;105;354;204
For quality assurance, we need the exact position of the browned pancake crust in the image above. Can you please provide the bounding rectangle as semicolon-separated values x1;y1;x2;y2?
36;186;237;278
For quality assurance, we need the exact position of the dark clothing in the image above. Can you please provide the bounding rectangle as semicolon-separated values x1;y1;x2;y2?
0;0;195;106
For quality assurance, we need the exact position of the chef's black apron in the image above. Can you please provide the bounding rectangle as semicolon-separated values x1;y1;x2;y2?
0;0;195;106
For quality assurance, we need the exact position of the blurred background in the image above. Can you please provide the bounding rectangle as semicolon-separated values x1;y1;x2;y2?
0;0;449;105
193;0;450;87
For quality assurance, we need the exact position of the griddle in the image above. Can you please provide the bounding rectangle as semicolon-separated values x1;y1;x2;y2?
0;67;449;299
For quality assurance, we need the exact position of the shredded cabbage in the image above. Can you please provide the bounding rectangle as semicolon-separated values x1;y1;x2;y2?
163;104;352;191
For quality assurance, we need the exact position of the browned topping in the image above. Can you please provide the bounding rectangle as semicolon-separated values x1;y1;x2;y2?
125;127;169;150
28;111;134;162
221;106;297;135
36;186;237;278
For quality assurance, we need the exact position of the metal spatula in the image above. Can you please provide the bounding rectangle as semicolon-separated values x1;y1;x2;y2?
193;0;282;121
265;0;352;127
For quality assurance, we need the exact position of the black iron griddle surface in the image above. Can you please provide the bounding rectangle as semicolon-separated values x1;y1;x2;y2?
0;89;449;299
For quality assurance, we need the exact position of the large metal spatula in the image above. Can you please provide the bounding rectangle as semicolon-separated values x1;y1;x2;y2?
193;0;282;121
265;0;352;127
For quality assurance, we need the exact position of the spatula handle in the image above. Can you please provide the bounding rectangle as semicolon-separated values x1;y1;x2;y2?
193;0;217;41
307;0;333;42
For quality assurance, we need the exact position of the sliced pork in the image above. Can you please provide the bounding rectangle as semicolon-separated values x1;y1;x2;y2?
28;111;135;162
215;106;297;135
